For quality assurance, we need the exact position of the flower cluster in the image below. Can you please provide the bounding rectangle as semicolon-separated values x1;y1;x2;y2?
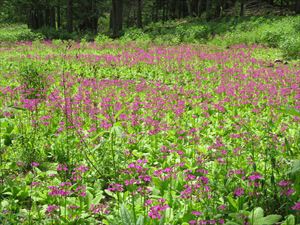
148;198;169;219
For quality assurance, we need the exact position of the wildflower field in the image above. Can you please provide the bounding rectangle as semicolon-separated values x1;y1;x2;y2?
0;40;299;224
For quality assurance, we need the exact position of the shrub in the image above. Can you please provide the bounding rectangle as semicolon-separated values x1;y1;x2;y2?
94;34;113;44
0;24;43;41
280;36;300;58
120;28;151;43
35;27;76;40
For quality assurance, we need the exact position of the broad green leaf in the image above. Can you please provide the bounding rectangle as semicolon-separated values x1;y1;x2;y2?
254;215;281;225
287;160;300;175
91;193;104;205
279;106;300;117
136;215;144;225
120;205;134;225
225;222;240;225
249;207;264;221
227;196;238;210
282;215;295;225
159;215;166;225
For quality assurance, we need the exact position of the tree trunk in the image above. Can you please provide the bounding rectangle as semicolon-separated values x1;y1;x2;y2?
45;7;50;26
155;0;159;21
110;9;113;30
296;0;300;14
126;2;132;27
206;0;212;20
57;5;61;29
137;0;142;28
112;0;123;38
240;0;244;17
67;0;73;33
37;9;44;28
50;7;56;28
28;9;34;29
197;0;203;16
186;0;192;16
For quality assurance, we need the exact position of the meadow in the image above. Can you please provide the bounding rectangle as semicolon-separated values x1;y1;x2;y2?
0;39;300;224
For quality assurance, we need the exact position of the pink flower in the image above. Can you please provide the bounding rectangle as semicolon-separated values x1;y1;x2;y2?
248;172;262;181
31;162;39;167
291;202;300;210
192;211;202;216
234;187;244;197
218;205;226;210
46;205;59;215
57;164;68;171
278;180;290;187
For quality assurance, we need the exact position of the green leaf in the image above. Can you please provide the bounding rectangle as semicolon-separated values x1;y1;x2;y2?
254;215;281;225
114;107;126;121
91;192;104;205
227;196;239;210
120;204;134;225
249;207;264;221
7;105;27;111
86;190;93;208
282;215;295;225
159;215;166;225
225;222;241;225
278;106;300;117
136;215;144;225
287;160;300;175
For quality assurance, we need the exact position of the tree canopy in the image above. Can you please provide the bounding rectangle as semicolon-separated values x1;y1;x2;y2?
0;0;299;37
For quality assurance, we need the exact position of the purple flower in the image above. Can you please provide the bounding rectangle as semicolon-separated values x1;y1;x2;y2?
248;172;262;181
106;183;124;192
30;181;41;187
31;162;39;167
46;205;59;215
291;202;300;210
218;205;226;210
278;180;290;187
234;187;244;197
192;211;202;216
145;199;153;206
148;199;169;220
57;163;68;171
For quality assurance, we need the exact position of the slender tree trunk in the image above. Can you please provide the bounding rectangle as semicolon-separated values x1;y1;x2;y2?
206;0;212;20
126;2;132;27
45;7;50;26
67;0;73;32
240;0;245;17
296;0;300;14
155;0;159;21
37;9;44;28
151;2;155;21
110;9;113;30
186;0;192;16
162;1;166;21
137;0;142;28
112;0;123;38
28;9;33;29
91;0;98;33
57;5;61;29
50;7;55;28
165;0;169;20
197;0;202;17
